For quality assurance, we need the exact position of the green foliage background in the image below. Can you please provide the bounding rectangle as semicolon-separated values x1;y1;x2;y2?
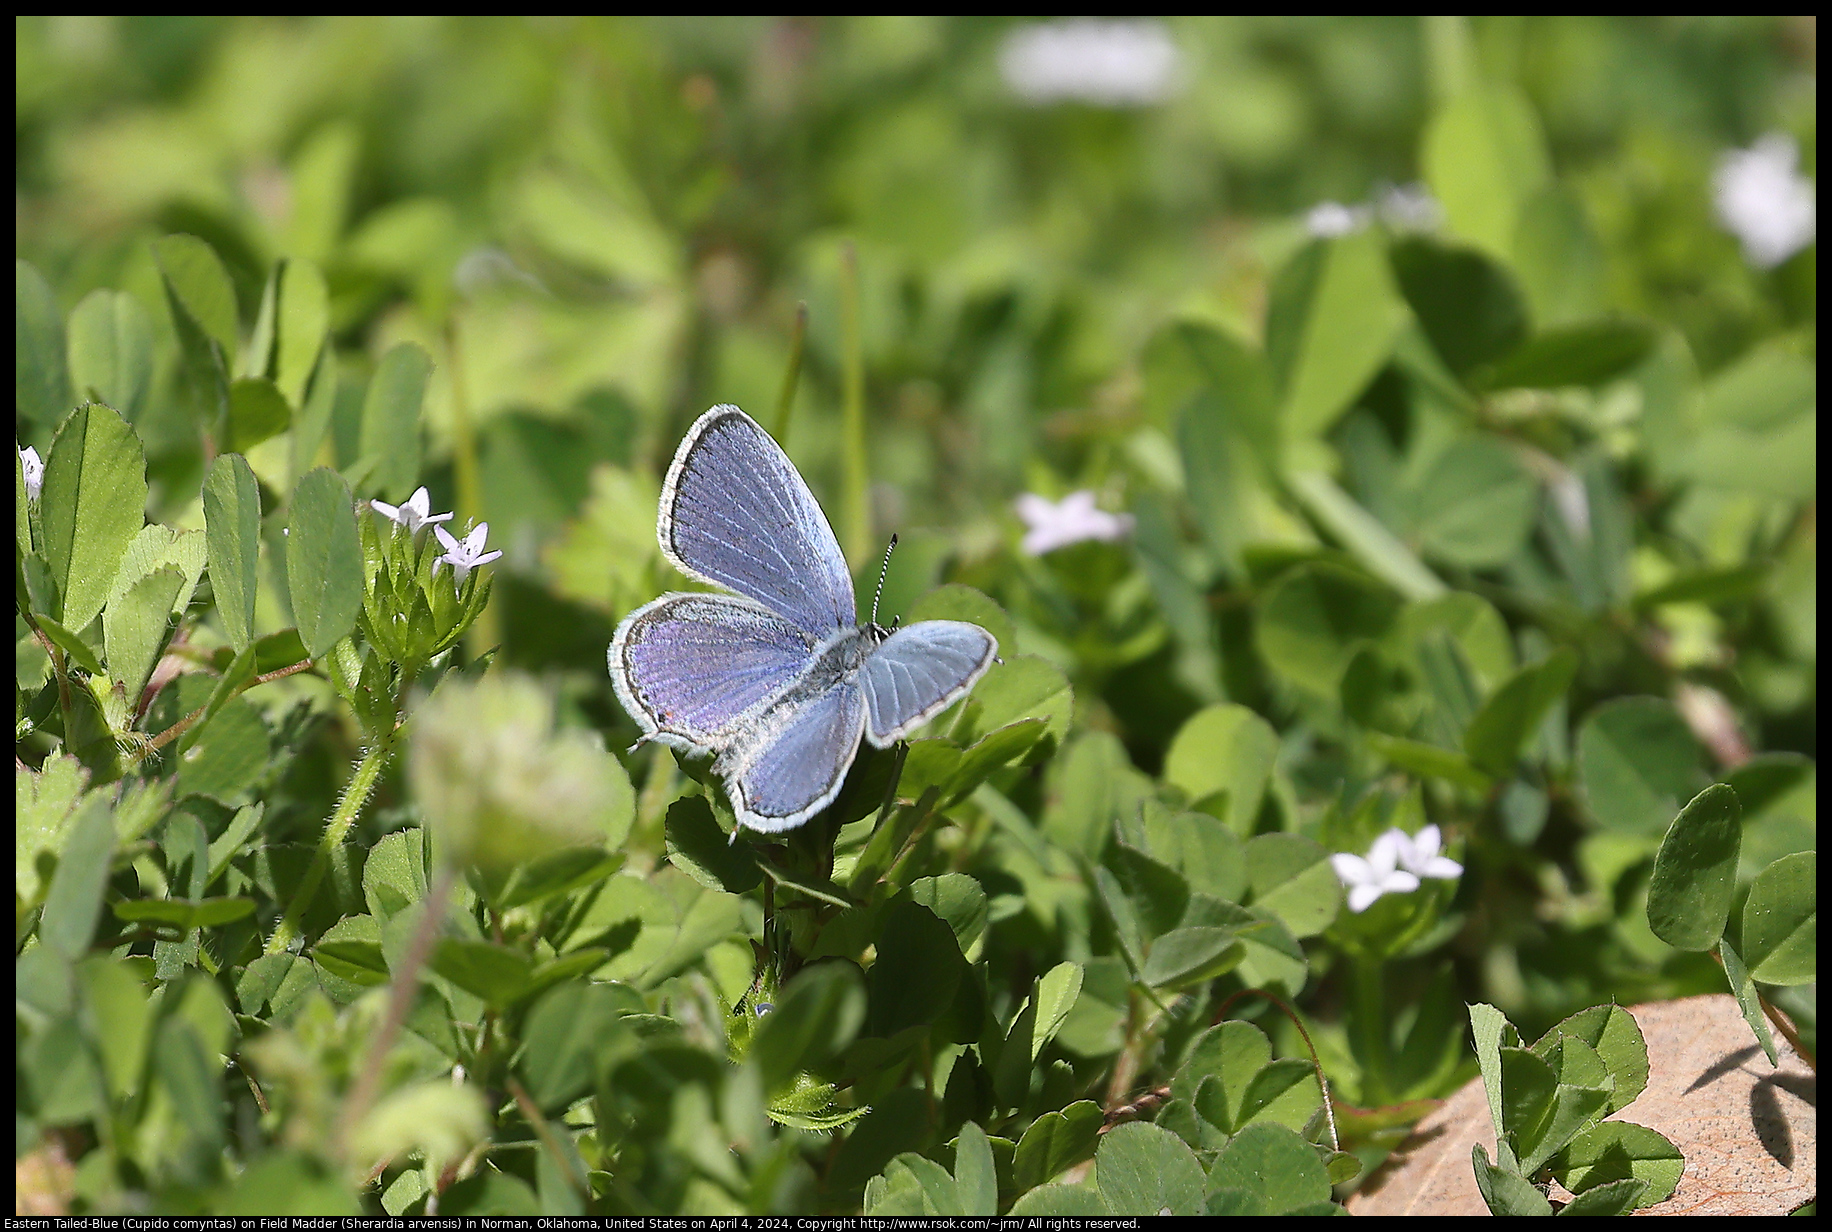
16;15;1815;1216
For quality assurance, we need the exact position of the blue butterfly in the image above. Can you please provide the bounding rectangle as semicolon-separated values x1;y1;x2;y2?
609;405;998;833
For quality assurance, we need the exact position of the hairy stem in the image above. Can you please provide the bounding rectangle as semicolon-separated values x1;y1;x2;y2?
264;724;399;956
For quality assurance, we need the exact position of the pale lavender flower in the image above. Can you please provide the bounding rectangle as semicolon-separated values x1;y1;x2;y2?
370;487;454;536
1331;832;1420;913
999;19;1181;108
1305;201;1370;238
434;522;503;588
1015;490;1135;556
19;446;45;501
1713;134;1816;268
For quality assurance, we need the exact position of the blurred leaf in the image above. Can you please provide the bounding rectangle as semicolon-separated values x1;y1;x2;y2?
178;689;270;806
38;795;114;961
1576;698;1707;835
1740;850;1814;986
1095;1122;1206;1216
1646;784;1740;952
153;234;235;431
275;258;330;407
217;1152;360;1217
227;377;291;452
1511;187;1606;326
203;452;262;653
517;982;640;1113
17;258;72;426
1287;468;1447;599
286;467;364;660
1270;232;1410;440
1405;436;1538;568
67;288;154;421
904;585;1016;661
1390;237;1528;378
1463;648;1577;775
1142;927;1243;990
432;938;535;1007
40;402;147;631
958;655;1071;751
357;342;433;501
868;900;965;1036
1256;561;1401;697
1044;731;1150;859
114;896;255;929
753;961;867;1094
1423;83;1550;262
1008;1182;1110;1217
1245;833;1341;939
1479;319;1656;391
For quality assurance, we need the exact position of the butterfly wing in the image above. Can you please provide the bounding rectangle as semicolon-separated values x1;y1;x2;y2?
723;679;866;832
858;620;998;747
659;405;856;637
610;592;817;751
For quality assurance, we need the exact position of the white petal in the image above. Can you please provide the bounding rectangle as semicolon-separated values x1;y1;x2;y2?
434;525;461;553
1347;884;1385;913
1419;856;1463;881
1331;853;1373;886
1366;831;1406;877
1379;870;1421;895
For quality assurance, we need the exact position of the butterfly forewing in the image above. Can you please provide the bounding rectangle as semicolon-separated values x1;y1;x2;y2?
859;620;998;746
660;406;856;637
725;679;867;832
610;593;817;749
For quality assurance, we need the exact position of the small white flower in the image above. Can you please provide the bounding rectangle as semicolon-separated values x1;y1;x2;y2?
433;522;503;588
999;19;1181;108
1390;824;1464;882
1305;201;1370;239
19;446;45;501
1331;832;1420;913
1014;490;1135;556
1375;182;1443;232
370;487;454;535
1713;133;1816;269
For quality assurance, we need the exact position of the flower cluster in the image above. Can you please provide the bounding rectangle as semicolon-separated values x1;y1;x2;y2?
1713;133;1816;269
1304;183;1443;239
1331;824;1463;913
357;487;500;669
1014;490;1135;556
998;19;1181;108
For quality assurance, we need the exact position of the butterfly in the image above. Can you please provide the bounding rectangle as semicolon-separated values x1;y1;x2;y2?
608;405;999;833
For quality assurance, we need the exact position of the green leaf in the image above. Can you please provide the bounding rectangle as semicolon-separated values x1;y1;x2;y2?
286;467;364;659
1146;811;1247;902
178;692;271;806
1141;927;1243;990
152;234;239;359
17;258;73;426
1095;1121;1207;1216
38;795;114;961
103;564;183;703
275;258;330;407
216;1152;360;1217
32;611;105;676
227;376;292;452
1468;1002;1519;1163
1007;1183;1110;1217
1367;733;1494;790
867;900;965;1036
907;873;990;963
1172;1019;1272;1132
431;938;535;1007
1742;851;1815;986
1209;1122;1334;1215
1548;1121;1683;1209
76;955;153;1101
952;1121;998;1216
958;655;1072;751
664;795;761;893
944;719;1047;805
1646;783;1741;951
1043;731;1152;859
67;288;155;420
1556;1178;1648;1216
1164;704;1277;832
1719;937;1778;1065
40;402;148;631
113;896;255;930
1012;1101;1102;1193
203;453;262;653
358;342;434;500
1463;648;1577;775
1030;962;1083;1060
752;961;866;1094
1510;187;1606;327
1406;436;1539;568
106;522;208;621
1245;833;1342;939
1471;1143;1552;1217
1576;698;1707;835
1530;1003;1648;1117
1422;83;1551;261
1390;237;1528;379
1479;320;1656;391
1256;561;1402;697
516;982;639;1113
1269;231;1410;440
1286;469;1448;600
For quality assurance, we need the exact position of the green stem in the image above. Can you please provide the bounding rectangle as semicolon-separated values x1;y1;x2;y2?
264;726;399;956
838;242;869;567
771;301;808;444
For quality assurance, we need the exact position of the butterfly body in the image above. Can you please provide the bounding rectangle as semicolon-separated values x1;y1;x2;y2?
609;406;997;833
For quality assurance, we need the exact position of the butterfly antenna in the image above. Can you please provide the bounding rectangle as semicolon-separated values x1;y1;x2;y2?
870;533;898;626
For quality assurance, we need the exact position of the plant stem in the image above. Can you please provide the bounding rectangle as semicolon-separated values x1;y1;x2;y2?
141;657;315;758
264;724;399;955
771;301;808;444
838;242;870;566
336;863;456;1158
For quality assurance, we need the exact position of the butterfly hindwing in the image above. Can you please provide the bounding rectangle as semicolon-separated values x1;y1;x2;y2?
858;620;999;746
659;406;856;637
724;678;867;832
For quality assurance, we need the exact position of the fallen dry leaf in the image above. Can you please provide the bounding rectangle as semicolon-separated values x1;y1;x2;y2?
1347;994;1815;1216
